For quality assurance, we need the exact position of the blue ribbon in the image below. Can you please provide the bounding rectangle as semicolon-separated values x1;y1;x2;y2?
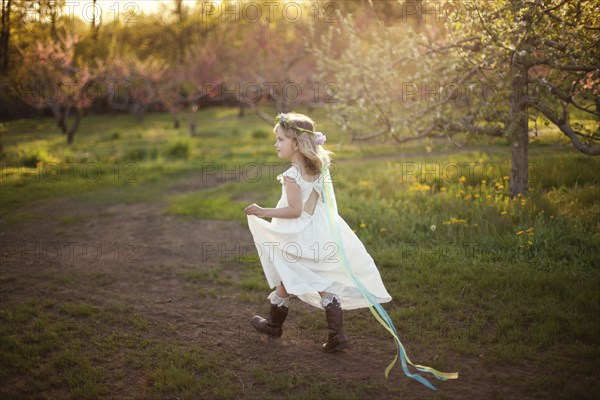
320;157;458;390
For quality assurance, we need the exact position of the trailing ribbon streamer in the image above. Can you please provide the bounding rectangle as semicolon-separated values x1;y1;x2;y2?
319;157;458;390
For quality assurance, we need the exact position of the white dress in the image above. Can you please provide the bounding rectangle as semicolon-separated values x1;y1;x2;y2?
247;165;392;310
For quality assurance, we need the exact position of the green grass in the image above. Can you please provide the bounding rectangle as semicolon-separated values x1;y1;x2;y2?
319;148;600;366
0;108;487;217
0;298;238;399
0;293;396;399
1;300;108;399
168;183;254;222
1;108;599;399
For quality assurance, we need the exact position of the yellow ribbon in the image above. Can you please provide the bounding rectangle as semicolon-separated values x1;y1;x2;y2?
320;157;458;389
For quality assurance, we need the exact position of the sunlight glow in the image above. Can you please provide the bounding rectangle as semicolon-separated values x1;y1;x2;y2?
79;1;212;23
75;1;315;24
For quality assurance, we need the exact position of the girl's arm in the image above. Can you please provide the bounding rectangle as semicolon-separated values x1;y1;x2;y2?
245;177;302;219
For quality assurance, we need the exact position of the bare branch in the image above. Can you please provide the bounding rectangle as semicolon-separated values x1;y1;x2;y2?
532;100;600;156
555;65;599;72
239;100;274;125
352;126;390;141
391;125;441;144
528;59;599;72
539;38;600;62
388;119;504;144
544;81;599;118
540;0;571;14
419;36;481;57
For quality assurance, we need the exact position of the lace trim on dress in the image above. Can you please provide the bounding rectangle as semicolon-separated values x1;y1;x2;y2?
268;291;291;308
321;294;341;308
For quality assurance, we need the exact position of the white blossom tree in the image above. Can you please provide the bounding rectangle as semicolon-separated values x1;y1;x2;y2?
310;0;599;196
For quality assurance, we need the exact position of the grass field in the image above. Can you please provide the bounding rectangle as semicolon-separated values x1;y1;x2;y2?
1;108;599;399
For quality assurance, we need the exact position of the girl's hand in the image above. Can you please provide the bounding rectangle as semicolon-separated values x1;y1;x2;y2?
245;203;267;218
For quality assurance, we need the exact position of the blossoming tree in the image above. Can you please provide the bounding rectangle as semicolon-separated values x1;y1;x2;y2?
311;0;599;196
13;33;102;144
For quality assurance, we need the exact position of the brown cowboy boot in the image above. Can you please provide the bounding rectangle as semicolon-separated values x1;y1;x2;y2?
251;303;289;338
322;297;349;352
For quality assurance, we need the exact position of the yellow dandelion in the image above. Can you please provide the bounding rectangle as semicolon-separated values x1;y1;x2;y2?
501;211;508;216
464;194;472;200
521;199;526;206
527;240;533;246
516;231;525;236
459;176;467;183
409;182;431;192
380;227;387;232
474;194;480;198
526;228;534;233
441;187;447;192
443;217;467;225
360;223;366;228
503;175;510;181
481;179;487;184
486;194;493;200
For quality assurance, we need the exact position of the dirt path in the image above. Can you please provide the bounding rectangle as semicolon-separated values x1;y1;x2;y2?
0;166;539;400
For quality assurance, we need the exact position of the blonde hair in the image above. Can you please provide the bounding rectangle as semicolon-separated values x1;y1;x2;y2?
273;112;334;175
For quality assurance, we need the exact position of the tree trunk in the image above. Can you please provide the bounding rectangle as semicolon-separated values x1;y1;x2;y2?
508;62;529;197
91;0;98;41
50;104;67;134
134;105;144;123
66;111;82;145
49;6;57;41
0;0;11;75
174;0;186;63
188;105;197;135
135;112;144;123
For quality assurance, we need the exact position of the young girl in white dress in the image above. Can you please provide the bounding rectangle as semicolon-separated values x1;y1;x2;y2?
245;113;457;389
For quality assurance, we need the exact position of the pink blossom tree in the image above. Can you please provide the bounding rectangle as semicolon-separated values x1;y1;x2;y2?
105;54;167;123
14;32;101;144
157;40;222;135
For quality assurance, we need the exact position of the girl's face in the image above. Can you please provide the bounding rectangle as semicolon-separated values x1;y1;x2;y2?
274;128;296;159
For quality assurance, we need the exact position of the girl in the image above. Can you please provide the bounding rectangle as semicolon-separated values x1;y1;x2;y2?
244;112;392;352
245;112;457;389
